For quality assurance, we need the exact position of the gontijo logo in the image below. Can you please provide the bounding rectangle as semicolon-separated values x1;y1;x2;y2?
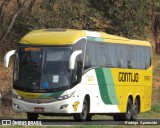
118;72;139;82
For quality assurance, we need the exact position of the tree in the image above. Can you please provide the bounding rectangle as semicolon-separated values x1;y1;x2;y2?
0;0;157;58
13;0;109;36
90;0;151;39
152;0;160;54
0;0;36;60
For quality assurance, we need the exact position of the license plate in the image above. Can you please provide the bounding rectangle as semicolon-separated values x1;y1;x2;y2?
34;107;44;112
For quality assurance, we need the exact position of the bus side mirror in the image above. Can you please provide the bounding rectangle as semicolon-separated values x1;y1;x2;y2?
69;50;82;70
4;50;16;68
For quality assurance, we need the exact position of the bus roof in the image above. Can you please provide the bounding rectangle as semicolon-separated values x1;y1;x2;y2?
20;29;151;47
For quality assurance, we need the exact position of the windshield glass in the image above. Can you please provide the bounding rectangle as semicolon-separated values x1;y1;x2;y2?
14;46;72;92
19;47;43;80
41;47;71;90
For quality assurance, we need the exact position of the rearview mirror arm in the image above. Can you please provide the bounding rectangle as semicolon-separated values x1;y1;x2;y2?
4;50;16;68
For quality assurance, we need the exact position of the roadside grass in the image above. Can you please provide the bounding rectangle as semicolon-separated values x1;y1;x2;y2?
151;103;160;113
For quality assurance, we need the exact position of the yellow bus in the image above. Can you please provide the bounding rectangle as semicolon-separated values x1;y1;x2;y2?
4;29;152;121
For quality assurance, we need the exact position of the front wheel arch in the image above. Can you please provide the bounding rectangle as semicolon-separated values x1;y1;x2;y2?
73;95;92;121
113;97;133;121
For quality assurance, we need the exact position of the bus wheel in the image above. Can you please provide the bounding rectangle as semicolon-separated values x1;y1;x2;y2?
131;99;139;121
114;98;132;121
123;98;132;121
27;113;39;121
73;98;89;121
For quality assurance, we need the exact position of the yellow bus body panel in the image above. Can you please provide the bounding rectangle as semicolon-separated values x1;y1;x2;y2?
111;67;152;112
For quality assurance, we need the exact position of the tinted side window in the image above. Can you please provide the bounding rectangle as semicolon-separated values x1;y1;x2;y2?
84;41;93;69
145;47;151;69
85;41;106;69
97;43;106;67
117;45;127;68
136;47;145;69
106;44;117;67
84;41;151;70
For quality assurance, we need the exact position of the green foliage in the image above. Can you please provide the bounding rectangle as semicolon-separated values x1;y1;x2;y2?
90;0;151;39
14;0;108;37
155;0;160;12
13;0;152;39
151;103;160;112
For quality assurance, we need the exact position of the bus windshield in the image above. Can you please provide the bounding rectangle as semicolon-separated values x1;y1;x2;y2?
14;46;72;92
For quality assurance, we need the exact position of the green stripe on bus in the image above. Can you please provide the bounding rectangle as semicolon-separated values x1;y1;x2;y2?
50;91;64;98
103;68;119;104
87;37;104;42
40;91;64;98
95;68;119;105
95;68;112;104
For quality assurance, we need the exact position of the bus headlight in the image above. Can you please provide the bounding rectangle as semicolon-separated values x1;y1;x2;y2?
57;91;75;100
12;93;22;100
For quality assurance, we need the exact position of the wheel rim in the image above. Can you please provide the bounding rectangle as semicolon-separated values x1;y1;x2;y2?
127;106;131;116
133;101;138;118
126;101;132;119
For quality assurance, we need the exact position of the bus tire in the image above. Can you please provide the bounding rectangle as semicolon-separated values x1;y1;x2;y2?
73;98;89;121
113;98;132;121
122;98;132;121
131;99;139;121
27;113;39;121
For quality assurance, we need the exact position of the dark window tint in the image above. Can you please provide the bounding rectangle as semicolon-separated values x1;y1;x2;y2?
84;40;151;70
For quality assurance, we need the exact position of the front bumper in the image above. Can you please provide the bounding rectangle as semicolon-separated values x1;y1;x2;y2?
12;97;82;114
